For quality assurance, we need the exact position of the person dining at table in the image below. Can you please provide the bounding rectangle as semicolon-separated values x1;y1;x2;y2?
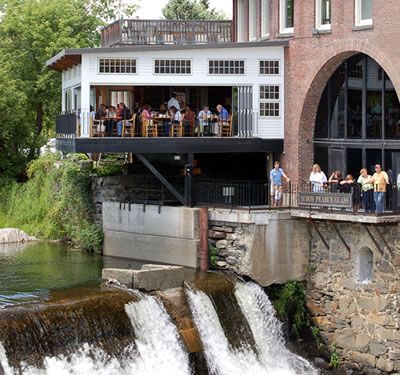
198;105;212;136
216;104;229;136
183;104;195;136
116;102;132;137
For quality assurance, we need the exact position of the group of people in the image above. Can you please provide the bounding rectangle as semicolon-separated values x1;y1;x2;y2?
269;161;390;213
92;93;231;137
309;163;389;213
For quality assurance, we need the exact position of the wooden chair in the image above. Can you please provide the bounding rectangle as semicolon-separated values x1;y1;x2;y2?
142;117;157;137
220;115;233;137
122;114;136;137
91;118;105;137
170;114;185;137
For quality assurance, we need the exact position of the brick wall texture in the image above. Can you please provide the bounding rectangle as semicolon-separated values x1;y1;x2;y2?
235;0;400;181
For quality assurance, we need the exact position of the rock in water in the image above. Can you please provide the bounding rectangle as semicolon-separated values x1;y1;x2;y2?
0;228;36;244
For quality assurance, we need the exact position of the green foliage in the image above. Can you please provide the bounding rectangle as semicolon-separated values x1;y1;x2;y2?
329;344;340;369
0;154;103;252
209;244;218;269
310;326;323;350
274;281;308;338
0;0;137;177
162;0;226;20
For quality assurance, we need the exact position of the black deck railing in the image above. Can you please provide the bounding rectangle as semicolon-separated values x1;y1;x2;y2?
194;179;400;214
56;113;77;137
101;19;233;47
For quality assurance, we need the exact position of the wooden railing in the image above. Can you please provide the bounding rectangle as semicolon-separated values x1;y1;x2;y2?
101;19;232;47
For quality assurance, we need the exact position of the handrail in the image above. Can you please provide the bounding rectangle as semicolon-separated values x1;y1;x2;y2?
101;19;233;47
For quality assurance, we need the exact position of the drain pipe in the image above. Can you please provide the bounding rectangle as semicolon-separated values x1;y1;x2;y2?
199;207;209;272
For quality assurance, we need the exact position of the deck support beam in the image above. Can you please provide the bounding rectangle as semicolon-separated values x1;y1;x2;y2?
135;153;186;206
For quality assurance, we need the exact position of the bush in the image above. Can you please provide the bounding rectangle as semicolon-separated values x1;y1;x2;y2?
0;154;103;251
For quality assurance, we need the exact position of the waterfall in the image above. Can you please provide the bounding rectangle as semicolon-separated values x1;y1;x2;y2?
0;295;191;375
187;281;318;375
234;282;318;375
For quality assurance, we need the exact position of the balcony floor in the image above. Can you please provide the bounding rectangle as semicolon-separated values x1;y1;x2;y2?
56;137;283;154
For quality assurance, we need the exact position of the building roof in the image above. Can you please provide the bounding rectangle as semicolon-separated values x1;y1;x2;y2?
46;40;289;71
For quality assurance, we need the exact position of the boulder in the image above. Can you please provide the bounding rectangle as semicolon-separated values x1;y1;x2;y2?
0;228;36;244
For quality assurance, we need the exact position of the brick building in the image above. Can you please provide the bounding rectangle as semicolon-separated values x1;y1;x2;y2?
234;0;400;181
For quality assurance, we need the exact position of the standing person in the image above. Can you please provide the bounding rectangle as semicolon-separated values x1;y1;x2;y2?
340;174;360;211
167;93;180;111
357;168;374;212
371;164;389;213
274;185;284;207
328;171;343;192
183;104;196;136
269;161;290;206
309;164;327;192
116;102;132;136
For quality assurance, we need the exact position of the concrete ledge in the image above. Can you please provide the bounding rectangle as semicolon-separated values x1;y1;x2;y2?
102;265;185;291
290;209;400;223
103;230;199;268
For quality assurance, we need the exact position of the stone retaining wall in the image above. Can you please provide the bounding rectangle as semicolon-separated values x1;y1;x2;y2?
306;221;400;374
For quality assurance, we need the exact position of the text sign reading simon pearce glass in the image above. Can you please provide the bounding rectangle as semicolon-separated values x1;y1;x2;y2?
299;192;353;209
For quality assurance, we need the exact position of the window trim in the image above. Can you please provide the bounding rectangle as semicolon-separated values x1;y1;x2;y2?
355;0;373;27
153;58;192;76
208;59;246;75
261;0;270;38
315;0;331;31
258;59;281;76
259;84;281;118
97;58;137;75
237;0;245;42
279;0;294;35
249;0;257;41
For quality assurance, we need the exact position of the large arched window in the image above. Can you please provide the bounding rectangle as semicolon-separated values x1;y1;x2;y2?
314;53;400;178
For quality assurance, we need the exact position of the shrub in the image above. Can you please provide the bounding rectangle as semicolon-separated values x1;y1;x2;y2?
0;154;103;251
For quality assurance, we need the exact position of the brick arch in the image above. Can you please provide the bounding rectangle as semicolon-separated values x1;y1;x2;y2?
295;39;400;179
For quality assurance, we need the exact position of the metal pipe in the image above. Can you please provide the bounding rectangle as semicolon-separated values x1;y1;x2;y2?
199;207;209;272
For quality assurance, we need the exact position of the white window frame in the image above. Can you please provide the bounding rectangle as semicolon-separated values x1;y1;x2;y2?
98;58;137;74
261;0;269;38
315;0;331;31
249;0;257;41
208;60;246;75
279;0;294;35
153;59;192;75
355;0;373;27
237;0;245;42
259;85;281;118
259;60;280;75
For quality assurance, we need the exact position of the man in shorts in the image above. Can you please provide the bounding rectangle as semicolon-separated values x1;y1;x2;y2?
269;161;290;206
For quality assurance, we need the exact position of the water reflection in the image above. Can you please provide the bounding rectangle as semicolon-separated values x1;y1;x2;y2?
0;241;103;307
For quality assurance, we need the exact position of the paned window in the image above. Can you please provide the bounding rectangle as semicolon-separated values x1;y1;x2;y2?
209;60;245;75
99;59;136;74
280;0;294;33
260;85;280;117
154;59;191;74
316;0;331;29
355;0;373;26
349;64;363;79
260;60;280;75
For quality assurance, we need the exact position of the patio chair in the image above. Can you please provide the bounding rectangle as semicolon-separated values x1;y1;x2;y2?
91;118;105;137
142;117;157;137
122;114;136;137
220;115;233;137
170;115;185;137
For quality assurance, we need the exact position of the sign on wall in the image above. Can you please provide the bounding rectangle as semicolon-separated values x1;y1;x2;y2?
298;192;353;209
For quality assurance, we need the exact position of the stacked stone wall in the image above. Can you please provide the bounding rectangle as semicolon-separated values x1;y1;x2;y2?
307;221;400;374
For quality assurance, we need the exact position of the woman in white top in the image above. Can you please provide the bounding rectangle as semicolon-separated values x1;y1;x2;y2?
309;163;327;192
169;106;181;123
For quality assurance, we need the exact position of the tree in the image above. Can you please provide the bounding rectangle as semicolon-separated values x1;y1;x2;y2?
162;0;226;20
0;0;138;178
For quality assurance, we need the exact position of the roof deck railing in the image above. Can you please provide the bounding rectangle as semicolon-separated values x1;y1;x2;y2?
101;19;233;47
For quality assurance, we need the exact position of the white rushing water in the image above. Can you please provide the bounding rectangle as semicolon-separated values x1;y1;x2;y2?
187;281;318;375
235;282;318;375
0;295;191;375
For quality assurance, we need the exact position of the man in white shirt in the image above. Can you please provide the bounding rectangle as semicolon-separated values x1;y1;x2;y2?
167;93;180;111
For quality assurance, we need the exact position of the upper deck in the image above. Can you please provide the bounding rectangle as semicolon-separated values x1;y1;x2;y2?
101;19;233;48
